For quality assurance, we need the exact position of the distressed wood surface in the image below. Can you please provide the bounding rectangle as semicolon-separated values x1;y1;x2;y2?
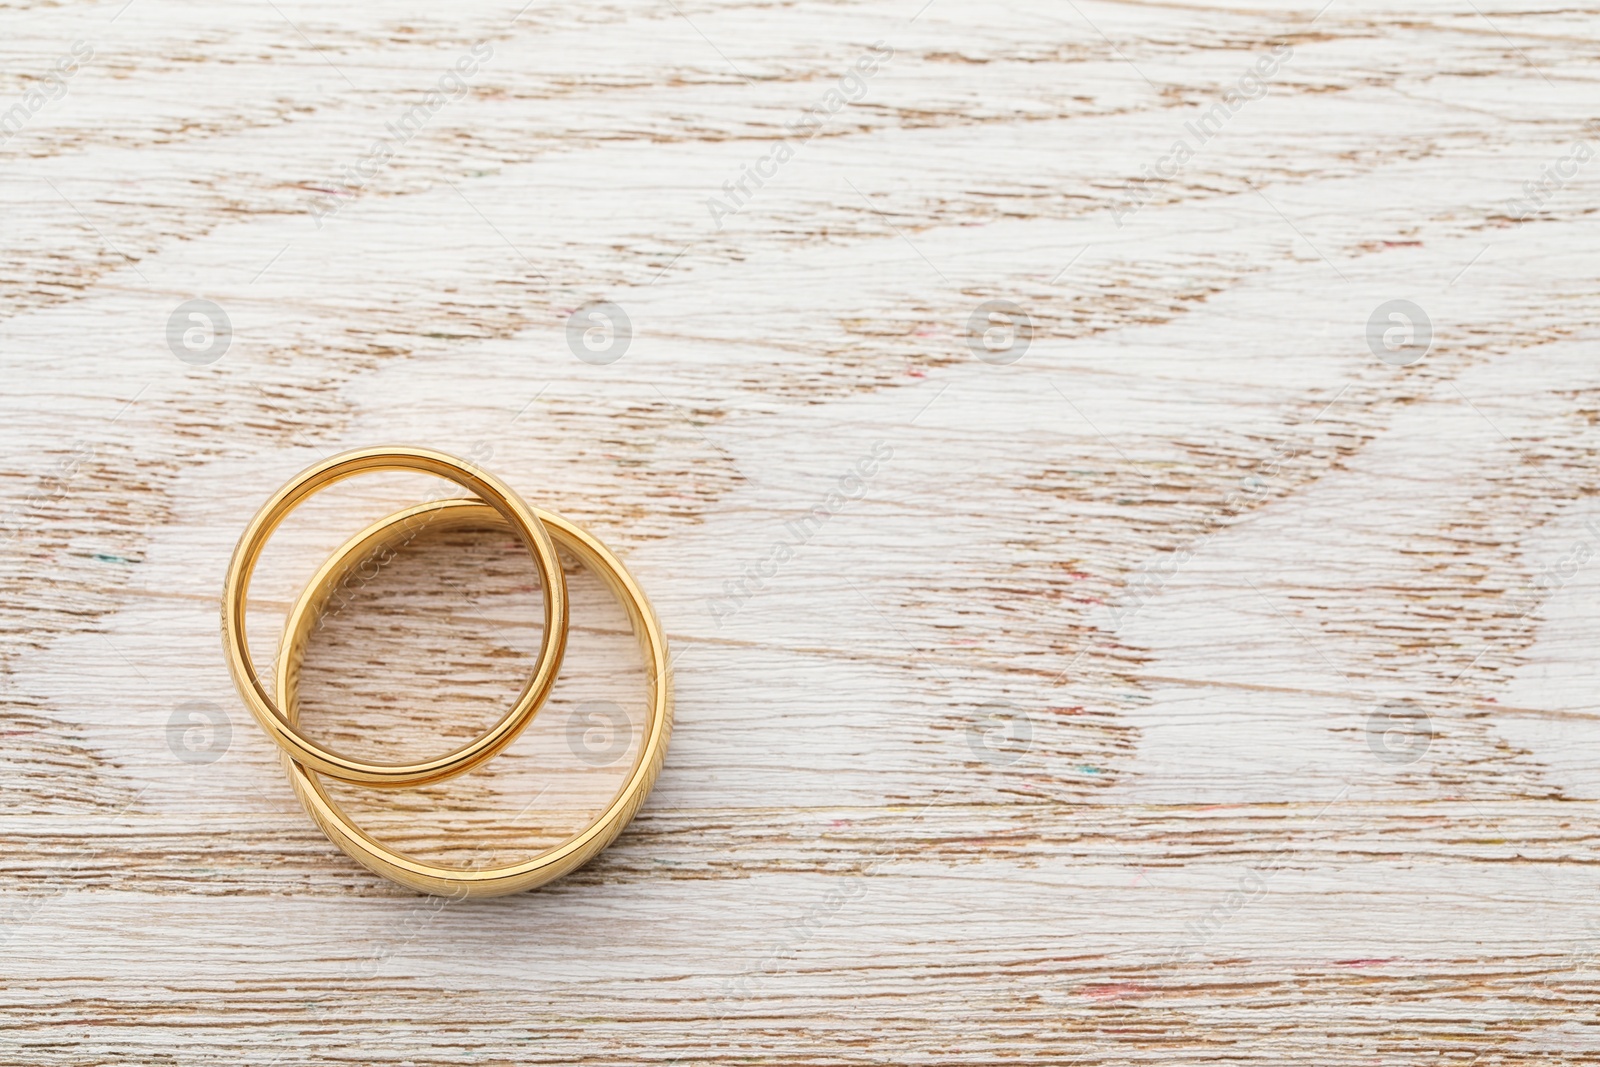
3;0;1600;1062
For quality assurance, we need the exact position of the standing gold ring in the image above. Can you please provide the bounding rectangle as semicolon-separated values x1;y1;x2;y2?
274;498;672;897
222;446;569;788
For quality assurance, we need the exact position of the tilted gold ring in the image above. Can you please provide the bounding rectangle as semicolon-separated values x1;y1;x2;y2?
222;446;569;788
274;498;672;897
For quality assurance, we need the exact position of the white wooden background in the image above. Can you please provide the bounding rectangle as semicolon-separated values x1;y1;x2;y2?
3;0;1598;1062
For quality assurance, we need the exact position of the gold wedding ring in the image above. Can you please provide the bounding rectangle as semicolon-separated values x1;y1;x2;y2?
275;499;671;897
221;447;671;895
222;446;569;788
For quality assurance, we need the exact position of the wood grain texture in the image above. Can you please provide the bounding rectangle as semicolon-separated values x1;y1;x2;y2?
3;0;1599;1062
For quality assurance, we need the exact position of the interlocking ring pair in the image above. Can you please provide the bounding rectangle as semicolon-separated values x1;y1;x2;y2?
220;446;671;898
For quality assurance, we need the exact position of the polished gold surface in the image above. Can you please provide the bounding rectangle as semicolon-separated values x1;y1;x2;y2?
274;498;672;897
222;447;569;788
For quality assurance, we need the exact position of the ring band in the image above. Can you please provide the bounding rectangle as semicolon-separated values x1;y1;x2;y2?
222;447;569;788
274;498;672;897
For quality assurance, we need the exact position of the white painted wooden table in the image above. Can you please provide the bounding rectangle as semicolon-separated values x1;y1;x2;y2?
3;0;1598;1062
